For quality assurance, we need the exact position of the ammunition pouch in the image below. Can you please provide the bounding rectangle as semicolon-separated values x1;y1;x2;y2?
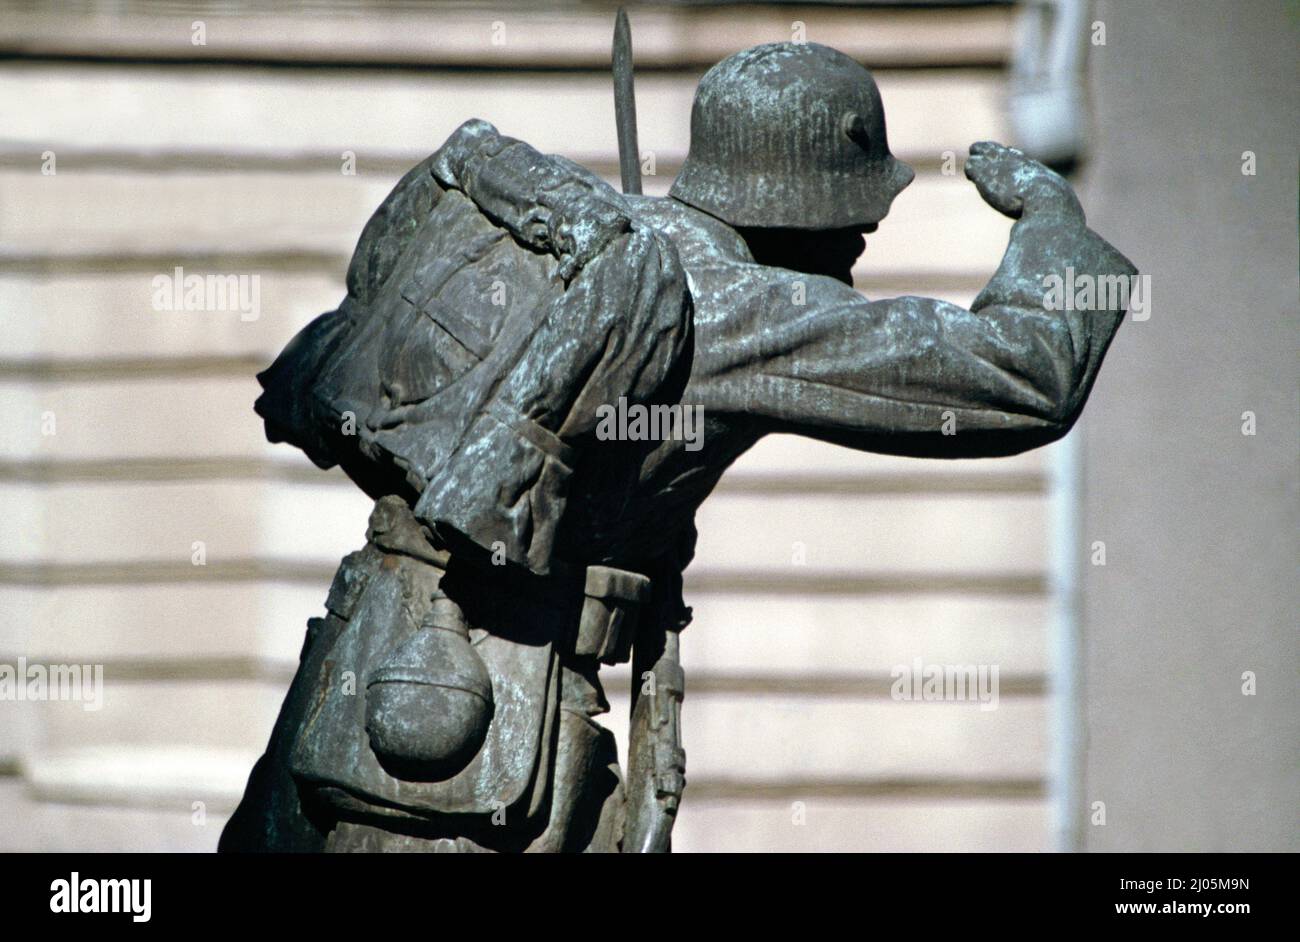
573;564;650;666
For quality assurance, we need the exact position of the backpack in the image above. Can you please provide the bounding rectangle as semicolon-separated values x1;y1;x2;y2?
255;122;694;577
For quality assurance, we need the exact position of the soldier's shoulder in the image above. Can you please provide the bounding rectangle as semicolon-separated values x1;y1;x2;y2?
625;196;752;267
621;197;849;300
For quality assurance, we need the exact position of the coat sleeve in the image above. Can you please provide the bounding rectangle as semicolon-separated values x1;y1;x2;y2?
693;212;1138;458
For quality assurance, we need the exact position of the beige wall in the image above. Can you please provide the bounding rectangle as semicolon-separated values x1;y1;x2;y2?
1076;0;1298;851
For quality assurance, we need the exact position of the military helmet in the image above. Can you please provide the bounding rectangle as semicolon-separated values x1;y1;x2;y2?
670;42;915;230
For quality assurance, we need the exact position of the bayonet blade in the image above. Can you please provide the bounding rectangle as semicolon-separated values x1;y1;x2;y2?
612;7;642;195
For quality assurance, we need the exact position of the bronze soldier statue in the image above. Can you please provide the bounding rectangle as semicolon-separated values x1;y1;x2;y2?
221;39;1136;853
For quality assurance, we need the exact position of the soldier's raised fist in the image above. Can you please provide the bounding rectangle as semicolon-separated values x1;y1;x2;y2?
964;141;1083;221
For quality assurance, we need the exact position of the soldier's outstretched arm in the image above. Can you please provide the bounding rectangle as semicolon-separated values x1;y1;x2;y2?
704;142;1138;458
